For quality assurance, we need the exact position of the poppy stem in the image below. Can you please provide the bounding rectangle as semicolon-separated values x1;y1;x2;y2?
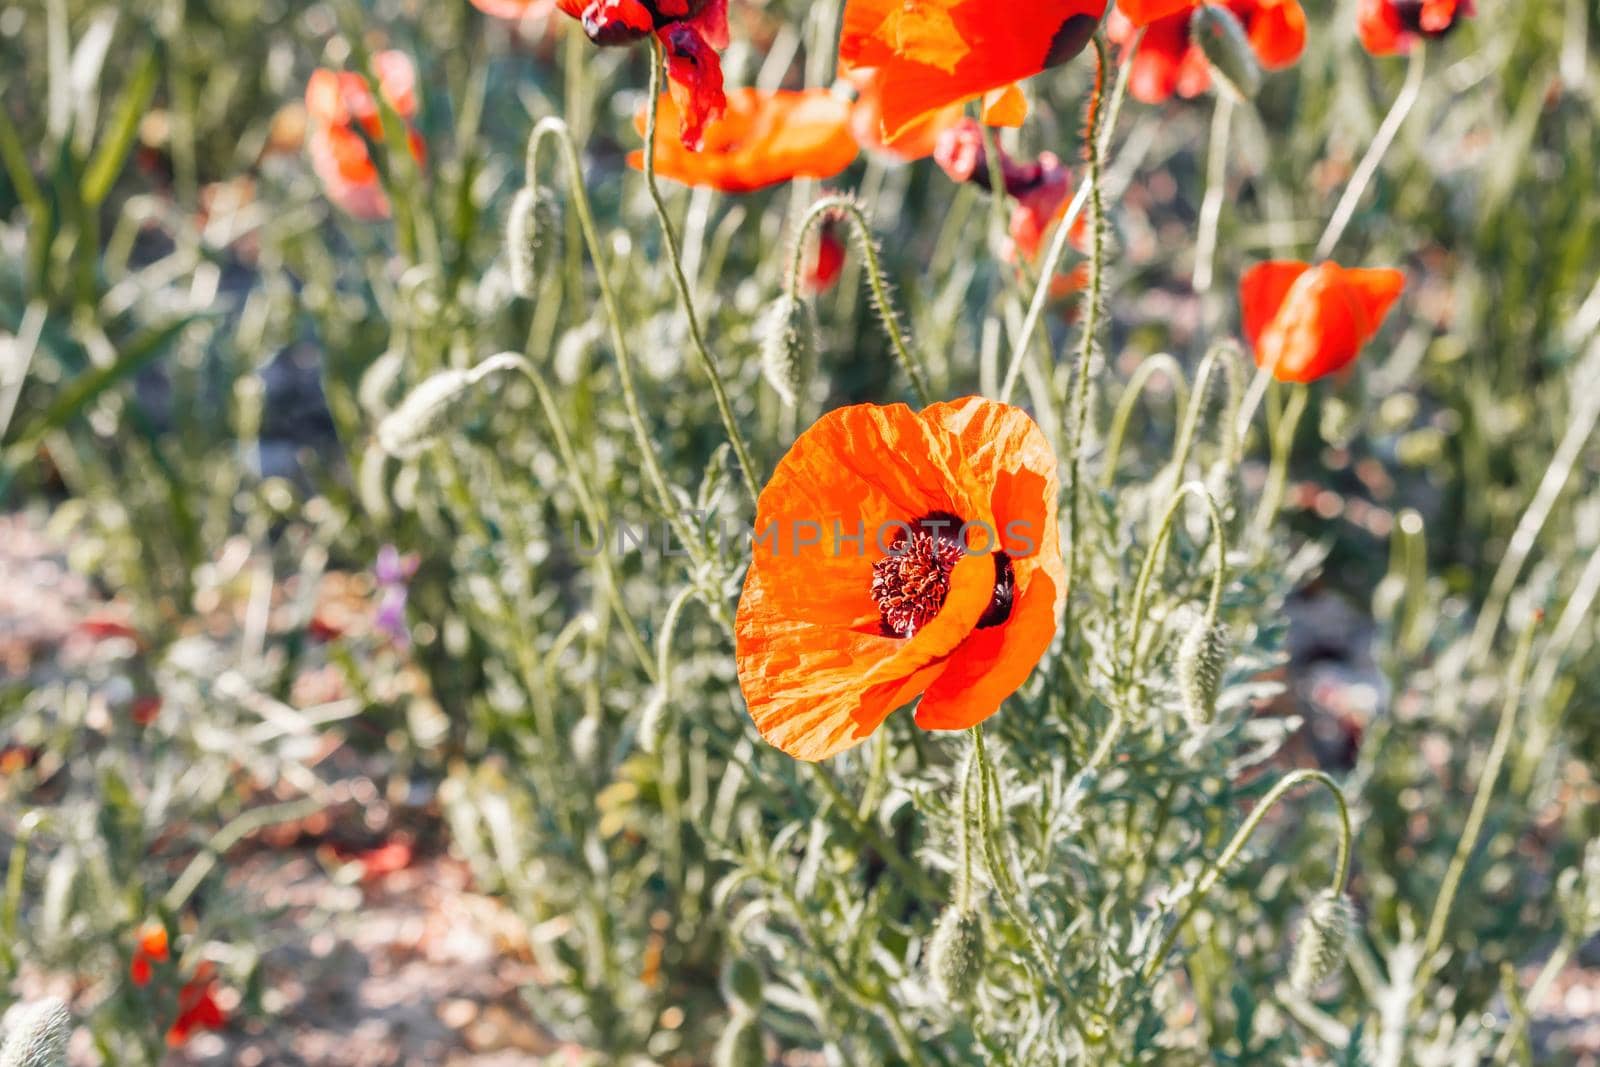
1249;383;1308;537
999;29;1135;406
1316;43;1427;260
1063;36;1110;613
1102;353;1188;488
1192;95;1235;295
524;117;723;586
787;194;933;406
1127;481;1228;683
1140;768;1352;984
1159;340;1244;500
643;39;762;507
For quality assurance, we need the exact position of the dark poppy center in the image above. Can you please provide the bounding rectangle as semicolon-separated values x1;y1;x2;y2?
1390;0;1465;36
581;0;712;45
870;512;1015;639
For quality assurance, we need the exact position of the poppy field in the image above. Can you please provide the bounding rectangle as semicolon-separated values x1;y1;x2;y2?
3;0;1600;1063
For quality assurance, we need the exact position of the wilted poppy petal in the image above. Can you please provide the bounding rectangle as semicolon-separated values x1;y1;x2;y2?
659;23;727;149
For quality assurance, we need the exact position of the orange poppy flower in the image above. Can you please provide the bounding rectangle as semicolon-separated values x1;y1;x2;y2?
479;0;730;148
166;962;227;1046
630;88;860;193
838;0;1108;142
1110;0;1306;104
303;52;426;219
1357;0;1474;55
1240;260;1405;383
845;68;966;162
130;922;170;987
735;398;1065;761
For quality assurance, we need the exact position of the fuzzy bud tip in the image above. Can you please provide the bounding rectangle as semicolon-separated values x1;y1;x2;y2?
1289;891;1354;993
927;905;986;1003
759;294;813;407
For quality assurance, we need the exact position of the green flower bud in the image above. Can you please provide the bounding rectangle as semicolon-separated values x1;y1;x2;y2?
1177;613;1229;729
376;353;523;459
1192;4;1262;102
506;185;561;300
927;905;986;1003
0;998;71;1067
1289;891;1354;993
759;294;813;407
713;1013;766;1067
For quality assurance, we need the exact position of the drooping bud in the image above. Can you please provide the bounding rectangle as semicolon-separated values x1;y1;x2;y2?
1177;613;1230;728
506;185;560;299
376;353;523;459
759;294;812;407
721;958;764;1012
1289;891;1355;992
0;998;71;1067
712;1012;766;1067
1192;4;1263;102
927;906;986;1003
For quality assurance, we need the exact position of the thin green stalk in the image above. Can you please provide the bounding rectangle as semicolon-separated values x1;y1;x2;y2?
1128;482;1229;679
1161;341;1243;497
1063;37;1111;611
1492;935;1575;1064
1250;384;1308;537
1141;769;1353;983
1192;95;1235;295
1101;353;1188;489
524;117;709;573
643;39;760;506
1000;28;1134;404
1316;43;1427;259
787;194;932;405
1421;620;1538;966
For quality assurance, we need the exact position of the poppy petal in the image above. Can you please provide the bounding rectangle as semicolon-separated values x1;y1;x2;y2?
1239;260;1311;350
1336;266;1406;341
1244;0;1307;69
914;569;1060;730
981;83;1029;127
1116;0;1199;25
659;24;727;150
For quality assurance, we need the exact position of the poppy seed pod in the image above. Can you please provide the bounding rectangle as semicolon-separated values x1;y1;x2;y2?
506;185;560;299
759;294;813;407
376;353;523;459
1177;614;1229;728
712;1013;766;1067
0;997;71;1067
1289;891;1355;992
1191;4;1262;101
927;905;986;1003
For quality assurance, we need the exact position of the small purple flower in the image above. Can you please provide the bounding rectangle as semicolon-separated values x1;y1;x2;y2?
373;544;419;645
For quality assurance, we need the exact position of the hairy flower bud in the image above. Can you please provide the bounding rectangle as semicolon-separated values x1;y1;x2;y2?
376;353;523;459
1289;891;1354;992
759;294;812;407
927;905;986;1003
0;998;71;1067
506;185;560;299
713;1013;765;1067
1177;614;1229;728
1192;4;1262;102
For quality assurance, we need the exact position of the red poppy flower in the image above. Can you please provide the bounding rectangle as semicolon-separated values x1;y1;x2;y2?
932;119;1085;262
469;0;557;18
130;923;169;987
1110;0;1306;103
838;0;1108;142
805;216;849;294
1357;0;1474;55
497;0;730;148
735;398;1064;761
1240;260;1405;382
630;88;859;193
303;52;426;219
166;962;227;1046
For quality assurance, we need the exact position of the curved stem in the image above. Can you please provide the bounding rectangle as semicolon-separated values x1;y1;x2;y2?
1163;341;1243;494
644;38;761;506
1102;353;1188;489
1000;30;1130;405
1316;44;1426;259
787;194;932;405
524;116;709;570
1141;769;1353;984
1128;481;1230;680
1250;383;1308;536
1192;95;1235;295
1421;619;1537;965
1063;37;1110;611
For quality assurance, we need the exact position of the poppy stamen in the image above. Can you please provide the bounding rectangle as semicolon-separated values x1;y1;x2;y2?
871;513;1015;638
